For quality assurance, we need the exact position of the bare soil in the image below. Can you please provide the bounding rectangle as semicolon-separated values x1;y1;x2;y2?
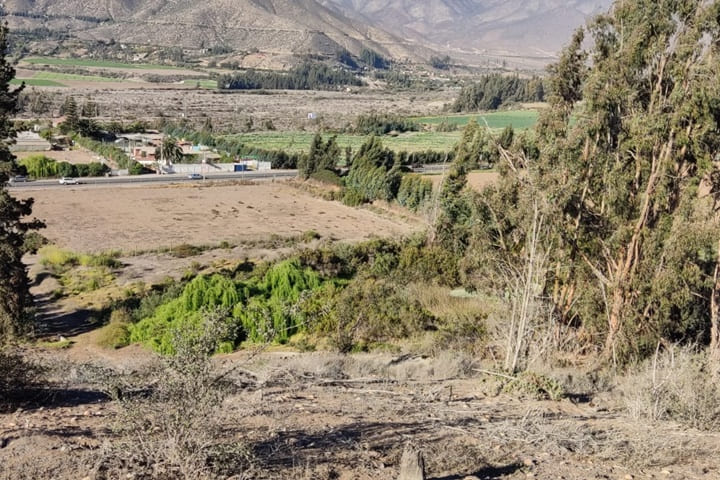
2;347;719;480
14;181;423;254
16;148;100;165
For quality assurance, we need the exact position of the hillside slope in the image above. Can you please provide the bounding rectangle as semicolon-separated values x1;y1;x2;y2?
4;0;427;60
5;0;612;67
322;0;612;62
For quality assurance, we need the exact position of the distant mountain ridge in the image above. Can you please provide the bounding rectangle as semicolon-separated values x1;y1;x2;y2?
320;0;613;62
4;0;613;67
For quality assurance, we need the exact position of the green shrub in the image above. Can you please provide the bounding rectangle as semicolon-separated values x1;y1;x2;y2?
20;154;57;178
310;169;343;186
97;310;131;349
169;243;203;258
317;278;434;352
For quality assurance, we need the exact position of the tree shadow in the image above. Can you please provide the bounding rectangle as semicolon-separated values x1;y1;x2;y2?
32;291;107;338
431;463;523;480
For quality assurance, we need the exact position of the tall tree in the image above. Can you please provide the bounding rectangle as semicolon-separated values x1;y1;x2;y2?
159;137;184;165
467;0;720;361
0;22;44;340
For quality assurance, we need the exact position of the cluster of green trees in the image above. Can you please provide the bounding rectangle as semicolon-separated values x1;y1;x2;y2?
451;74;546;112
20;155;109;178
429;55;452;70
360;48;389;69
218;62;362;91
352;113;419;135
121;235;465;354
129;259;327;352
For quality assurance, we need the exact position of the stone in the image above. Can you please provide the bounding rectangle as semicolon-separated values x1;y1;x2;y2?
398;443;425;480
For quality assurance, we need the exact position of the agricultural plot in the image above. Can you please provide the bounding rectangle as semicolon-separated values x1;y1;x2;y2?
22;57;184;70
10;78;65;87
224;131;462;154
414;109;541;131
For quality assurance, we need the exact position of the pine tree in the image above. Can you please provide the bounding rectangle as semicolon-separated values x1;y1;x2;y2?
0;22;44;340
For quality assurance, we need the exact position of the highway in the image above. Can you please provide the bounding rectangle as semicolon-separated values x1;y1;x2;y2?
8;170;299;190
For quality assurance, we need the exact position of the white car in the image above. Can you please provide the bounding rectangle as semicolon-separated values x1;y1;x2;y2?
59;177;79;185
187;173;203;180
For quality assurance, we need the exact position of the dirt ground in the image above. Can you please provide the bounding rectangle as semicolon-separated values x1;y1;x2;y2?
16;148;100;165
2;345;719;480
14;180;423;254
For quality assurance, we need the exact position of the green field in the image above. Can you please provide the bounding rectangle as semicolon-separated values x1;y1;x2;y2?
34;71;116;83
23;57;184;70
223;131;463;154
413;109;541;131
10;78;65;87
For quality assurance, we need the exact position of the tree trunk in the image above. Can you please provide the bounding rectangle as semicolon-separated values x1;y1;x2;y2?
710;239;720;362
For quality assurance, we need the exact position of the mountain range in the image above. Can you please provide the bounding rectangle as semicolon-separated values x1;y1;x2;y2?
4;0;613;68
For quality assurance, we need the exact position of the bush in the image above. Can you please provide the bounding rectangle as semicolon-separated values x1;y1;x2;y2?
96;310;132;349
20;154;57;178
314;278;434;352
103;311;250;477
310;169;343;186
620;348;720;430
128;161;145;175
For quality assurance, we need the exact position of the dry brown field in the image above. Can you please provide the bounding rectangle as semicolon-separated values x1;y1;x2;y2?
14;181;423;253
16;148;99;164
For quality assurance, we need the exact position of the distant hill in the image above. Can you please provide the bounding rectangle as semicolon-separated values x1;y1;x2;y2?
4;0;613;68
321;0;613;67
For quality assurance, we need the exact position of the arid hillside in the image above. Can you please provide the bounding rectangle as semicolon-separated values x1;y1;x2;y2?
4;0;428;61
6;0;610;67
322;0;612;65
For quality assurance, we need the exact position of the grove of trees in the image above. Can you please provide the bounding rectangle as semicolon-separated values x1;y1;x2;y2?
451;74;545;112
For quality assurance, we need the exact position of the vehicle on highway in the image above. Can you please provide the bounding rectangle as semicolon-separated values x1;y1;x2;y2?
9;175;28;184
58;177;79;185
187;173;203;180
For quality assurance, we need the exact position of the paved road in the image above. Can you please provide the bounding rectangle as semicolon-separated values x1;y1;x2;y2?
8;170;299;190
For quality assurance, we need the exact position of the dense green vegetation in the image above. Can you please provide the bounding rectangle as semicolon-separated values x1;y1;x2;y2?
352;113;419;135
129;259;328;353
218;62;362;91
451;74;545;112
19;154;109;178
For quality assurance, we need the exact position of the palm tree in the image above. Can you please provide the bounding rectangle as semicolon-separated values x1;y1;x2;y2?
158;137;184;169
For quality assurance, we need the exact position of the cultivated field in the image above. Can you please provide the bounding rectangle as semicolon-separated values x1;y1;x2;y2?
413;109;541;131
224;130;462;154
14;181;423;253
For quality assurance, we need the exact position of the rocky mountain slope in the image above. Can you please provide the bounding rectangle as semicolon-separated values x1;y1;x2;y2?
4;0;613;67
321;0;613;64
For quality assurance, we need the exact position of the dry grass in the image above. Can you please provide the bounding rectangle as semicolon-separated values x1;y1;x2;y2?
619;346;720;430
